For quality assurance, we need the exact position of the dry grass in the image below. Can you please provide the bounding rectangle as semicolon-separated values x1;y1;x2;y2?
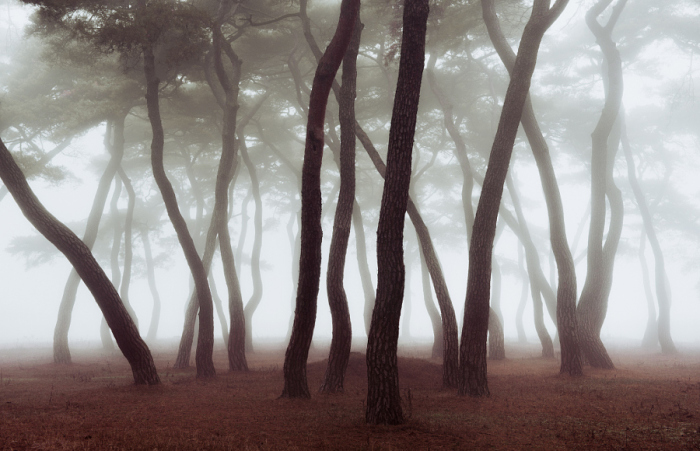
1;342;700;450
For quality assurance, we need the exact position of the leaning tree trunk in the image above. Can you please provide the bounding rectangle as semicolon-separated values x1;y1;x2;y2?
481;0;581;375
141;227;162;342
577;0;627;370
0;137;160;385
621;119;676;354
54;113;126;363
103;174;123;352
419;243;443;359
638;230;659;348
142;38;215;378
460;0;568;397
320;16;362;394
365;0;428;425
281;0;360;399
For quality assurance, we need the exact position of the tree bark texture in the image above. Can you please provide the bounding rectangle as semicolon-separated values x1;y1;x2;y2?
281;0;360;399
621;120;676;354
482;0;581;375
320;17;362;394
54;112;126;364
142;38;215;378
0;137;159;385
577;0;627;370
459;0;567;397
365;0;429;425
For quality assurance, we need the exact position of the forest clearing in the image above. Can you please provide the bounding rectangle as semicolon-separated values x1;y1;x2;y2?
1;342;699;450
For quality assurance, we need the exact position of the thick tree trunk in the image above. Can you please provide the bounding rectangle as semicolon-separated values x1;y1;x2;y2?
141;227;162;342
320;17;362;394
0;137;159;385
142;39;215;378
281;0;360;399
460;0;567;397
365;0;428;425
621;120;676;354
54;113;127;363
577;0;627;370
481;0;581;375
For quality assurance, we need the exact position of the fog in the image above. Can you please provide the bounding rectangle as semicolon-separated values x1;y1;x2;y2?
0;0;699;359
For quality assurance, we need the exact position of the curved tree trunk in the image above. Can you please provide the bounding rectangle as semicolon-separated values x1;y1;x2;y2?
419;243;443;359
481;0;581;375
638;230;659;348
142;37;215;378
54;113;127;363
320;16;362;394
0;137;159;385
102;173;123;352
577;0;627;370
621;119;676;354
208;276;229;347
118;166;139;327
353;201;375;337
460;0;568;397
281;0;360;399
141;227;162;342
366;0;428;425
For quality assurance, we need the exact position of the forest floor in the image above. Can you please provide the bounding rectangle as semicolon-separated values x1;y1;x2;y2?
1;340;699;450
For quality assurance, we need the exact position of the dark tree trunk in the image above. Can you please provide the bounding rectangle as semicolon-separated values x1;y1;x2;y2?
621;120;676;354
211;1;248;371
460;0;568;397
142;38;215;378
54;112;127;363
638;230;659;349
365;0;428;425
577;0;627;370
141;227;162;342
0;137;159;385
320;17;362;394
281;0;360;399
481;0;581;375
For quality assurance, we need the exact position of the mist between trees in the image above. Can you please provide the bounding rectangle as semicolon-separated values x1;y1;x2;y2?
0;0;698;425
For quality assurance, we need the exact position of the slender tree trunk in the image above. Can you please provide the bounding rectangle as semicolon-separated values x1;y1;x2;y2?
0;137;159;385
366;0;428;425
353;201;375;337
142;36;215;378
638;230;659;348
209;276;229;347
282;0;360;399
118;166;138;327
141;227;162;342
103;172;123;352
481;0;580;375
54;113;127;363
419;242;443;359
516;244;528;343
320;17;362;394
488;308;505;360
621;119;676;354
460;0;568;397
577;0;627;370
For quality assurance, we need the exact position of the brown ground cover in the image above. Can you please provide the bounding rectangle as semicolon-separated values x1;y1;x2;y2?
1;341;699;450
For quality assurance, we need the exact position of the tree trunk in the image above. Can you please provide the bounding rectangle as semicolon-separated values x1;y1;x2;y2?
638;230;659;348
353;201;375;337
481;0;581;375
118;166;138;327
0;137;159;385
320;16;362;394
54;113;127;363
365;0;428;425
419;242;443;359
141;37;215;378
488;308;505;360
281;0;360;399
577;0;627;370
104;171;123;352
460;0;568;397
208;276;229;347
621;119;676;354
516;244;528;343
141;227;162;342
